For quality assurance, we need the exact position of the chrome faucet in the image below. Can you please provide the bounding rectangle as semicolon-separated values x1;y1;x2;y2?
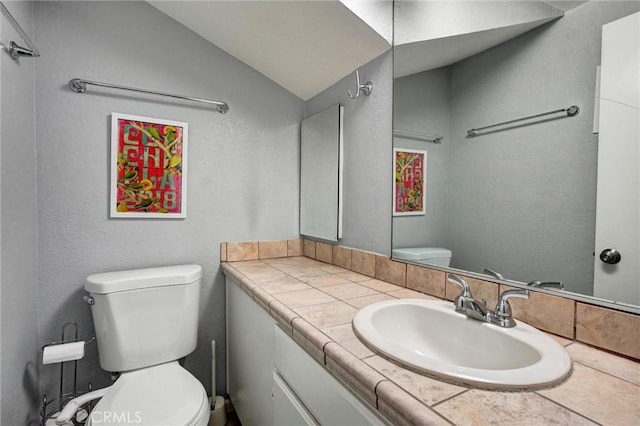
448;274;530;328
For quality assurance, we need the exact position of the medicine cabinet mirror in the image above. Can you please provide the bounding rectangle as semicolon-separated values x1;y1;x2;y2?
300;104;344;243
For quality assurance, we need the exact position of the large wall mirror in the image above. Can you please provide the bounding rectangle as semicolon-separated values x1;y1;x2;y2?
391;1;640;311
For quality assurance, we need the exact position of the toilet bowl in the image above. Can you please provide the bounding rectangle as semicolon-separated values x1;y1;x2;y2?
86;362;209;426
392;247;452;267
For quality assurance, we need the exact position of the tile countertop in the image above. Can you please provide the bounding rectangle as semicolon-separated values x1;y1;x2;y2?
222;257;640;426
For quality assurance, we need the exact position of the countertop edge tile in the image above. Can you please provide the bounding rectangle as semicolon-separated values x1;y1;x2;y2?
221;263;244;287
324;342;386;408
292;317;332;364
268;299;300;335
376;380;452;426
252;286;275;312
222;263;257;298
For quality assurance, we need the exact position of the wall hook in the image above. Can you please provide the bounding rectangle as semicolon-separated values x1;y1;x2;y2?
347;70;373;99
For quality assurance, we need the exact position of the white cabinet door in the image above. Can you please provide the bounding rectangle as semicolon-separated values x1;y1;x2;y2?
273;372;319;426
226;280;274;426
227;276;389;426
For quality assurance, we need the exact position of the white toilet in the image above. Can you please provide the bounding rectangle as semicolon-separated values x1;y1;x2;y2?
392;247;452;267
82;264;210;426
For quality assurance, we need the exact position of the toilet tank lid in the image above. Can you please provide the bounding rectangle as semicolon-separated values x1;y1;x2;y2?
392;247;452;261
85;264;202;294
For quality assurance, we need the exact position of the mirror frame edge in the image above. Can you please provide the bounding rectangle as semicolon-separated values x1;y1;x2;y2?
392;257;640;316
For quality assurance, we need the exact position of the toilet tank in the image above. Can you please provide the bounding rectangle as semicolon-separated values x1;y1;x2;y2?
85;264;202;372
392;247;452;267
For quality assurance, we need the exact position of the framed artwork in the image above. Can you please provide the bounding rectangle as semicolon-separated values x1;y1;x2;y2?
393;148;426;216
110;113;188;218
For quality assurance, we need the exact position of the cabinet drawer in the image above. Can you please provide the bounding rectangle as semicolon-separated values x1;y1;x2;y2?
273;372;319;426
274;326;387;426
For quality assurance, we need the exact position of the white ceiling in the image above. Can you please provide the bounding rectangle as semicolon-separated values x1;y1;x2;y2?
394;17;560;78
542;1;589;12
149;1;391;101
149;1;588;95
393;0;568;77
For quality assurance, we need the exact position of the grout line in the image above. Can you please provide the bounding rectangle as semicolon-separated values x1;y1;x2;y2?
573;299;578;340
437;411;458;426
573;361;640;387
321;339;331;366
534;392;604;426
373;380;386;410
430;389;470;408
287;298;345;311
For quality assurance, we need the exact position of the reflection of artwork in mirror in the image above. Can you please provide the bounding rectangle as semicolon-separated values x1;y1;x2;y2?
393;148;426;216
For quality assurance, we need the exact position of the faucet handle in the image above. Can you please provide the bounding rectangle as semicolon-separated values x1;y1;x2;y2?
448;274;488;319
483;268;504;280
528;280;564;289
495;289;530;317
448;274;472;298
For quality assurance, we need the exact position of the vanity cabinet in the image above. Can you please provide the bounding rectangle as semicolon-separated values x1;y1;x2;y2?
226;277;388;426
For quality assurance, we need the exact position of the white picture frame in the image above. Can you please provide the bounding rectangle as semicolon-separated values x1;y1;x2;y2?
110;113;188;219
393;148;427;216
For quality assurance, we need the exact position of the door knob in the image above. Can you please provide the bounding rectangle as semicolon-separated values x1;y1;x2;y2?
599;248;621;264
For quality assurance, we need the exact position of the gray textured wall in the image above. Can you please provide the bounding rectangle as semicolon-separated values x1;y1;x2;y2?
392;68;451;250
305;51;393;256
1;1;40;424
446;1;640;293
34;1;304;399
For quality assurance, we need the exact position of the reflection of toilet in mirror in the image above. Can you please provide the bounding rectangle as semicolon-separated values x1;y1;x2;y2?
392;247;452;267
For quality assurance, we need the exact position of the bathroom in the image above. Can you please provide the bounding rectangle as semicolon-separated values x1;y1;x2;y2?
1;1;638;425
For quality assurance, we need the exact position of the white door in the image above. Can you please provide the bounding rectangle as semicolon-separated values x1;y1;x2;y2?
593;12;640;305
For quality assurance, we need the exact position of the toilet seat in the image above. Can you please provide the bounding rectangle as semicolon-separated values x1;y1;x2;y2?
87;361;209;426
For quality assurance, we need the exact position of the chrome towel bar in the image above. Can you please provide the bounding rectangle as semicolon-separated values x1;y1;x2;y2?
467;105;579;137
69;78;229;114
393;128;444;143
1;1;40;60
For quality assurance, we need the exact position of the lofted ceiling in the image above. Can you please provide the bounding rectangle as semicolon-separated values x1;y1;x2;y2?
148;1;391;101
393;0;569;78
542;1;589;12
393;17;561;78
149;1;589;94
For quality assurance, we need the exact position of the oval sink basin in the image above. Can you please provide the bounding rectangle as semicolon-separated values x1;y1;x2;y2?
353;299;572;390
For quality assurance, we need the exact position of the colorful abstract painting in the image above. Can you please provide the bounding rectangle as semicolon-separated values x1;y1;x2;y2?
110;113;188;218
393;148;426;216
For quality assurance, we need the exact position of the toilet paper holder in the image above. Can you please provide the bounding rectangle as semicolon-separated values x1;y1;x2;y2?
41;336;95;355
40;322;96;425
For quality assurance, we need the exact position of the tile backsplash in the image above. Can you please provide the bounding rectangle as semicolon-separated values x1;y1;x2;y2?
221;239;640;361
